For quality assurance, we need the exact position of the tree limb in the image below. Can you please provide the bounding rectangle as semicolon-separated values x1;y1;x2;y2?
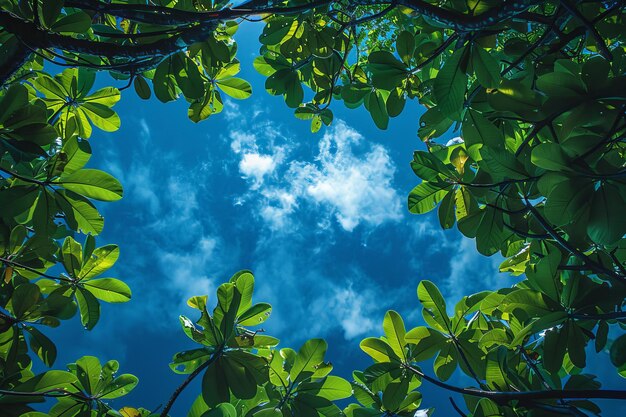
404;364;626;402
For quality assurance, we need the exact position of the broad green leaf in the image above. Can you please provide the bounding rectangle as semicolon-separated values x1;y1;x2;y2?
81;103;121;132
501;289;552;317
75;356;102;394
54;190;104;235
543;326;568;373
360;338;399;363
24;325;57;366
12;370;77;395
79;244;120;279
417;281;450;332
298;376;352;401
170;347;215;374
84;87;121;107
408;182;452;214
134;76;152;100
61;236;82;278
531;143;572;172
290;338;327;383
367;90;389;130
216;78;252;99
58;169;123;201
437;189;456;229
50;11;92;33
100;374;138;399
382;378;409;412
587;183;626;245
83;278;131;303
610;334;626;369
75;287;100;330
237;303;272;326
383;310;406;359
202;403;237;417
433;47;468;119
410;151;455;181
472;45;500;88
202;362;229;407
172;54;205;100
10;283;40;319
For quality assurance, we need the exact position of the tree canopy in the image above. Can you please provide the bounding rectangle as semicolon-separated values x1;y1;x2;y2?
1;0;626;417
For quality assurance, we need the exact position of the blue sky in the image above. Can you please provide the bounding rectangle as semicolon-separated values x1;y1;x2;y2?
43;24;624;416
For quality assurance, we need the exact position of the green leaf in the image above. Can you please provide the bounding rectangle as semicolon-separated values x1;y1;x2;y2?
76;356;102;394
610;334;626;368
153;59;179;103
170;347;214;374
59;169;123;201
408;182;452;214
237;303;272;326
298;376;353;401
12;370;77;396
259;17;296;45
188;395;210;417
11;283;40;319
75;287;100;330
202;362;230;407
50;11;92;34
472;46;501;88
417;281;450;332
79;244;119;279
290;338;327;383
383;310;406;359
59;136;92;175
438;190;456;229
462;110;504;161
61;236;83;278
531;143;572;172
24;325;57;366
81;102;121;132
367;90;389;130
84;87;121;107
134;76;152;100
201;403;237;417
39;0;63;28
502;289;552;317
433;47;468;118
410;151;455;181
543;326;568;373
216;78;252;99
488;79;541;117
587;183;626;245
396;31;415;65
382;378;408;412
100;374;138;399
172;53;205;100
83;278;131;303
360;338;399;363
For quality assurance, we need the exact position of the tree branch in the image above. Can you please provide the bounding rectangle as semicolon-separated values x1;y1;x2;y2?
524;198;624;281
0;256;71;283
159;350;221;417
404;364;626;402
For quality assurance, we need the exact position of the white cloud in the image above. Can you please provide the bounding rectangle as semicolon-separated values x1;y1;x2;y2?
223;100;240;121
328;285;377;339
239;153;278;188
251;251;389;344
231;120;403;232
301;122;401;231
